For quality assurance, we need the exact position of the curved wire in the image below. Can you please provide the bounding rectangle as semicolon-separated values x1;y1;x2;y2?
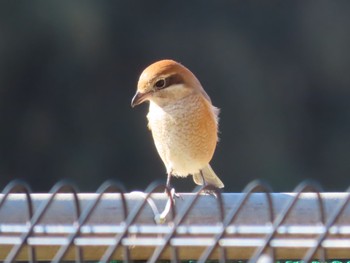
52;180;127;263
5;180;80;263
170;185;225;263
199;180;274;263
249;179;325;263
100;181;175;263
0;180;35;262
302;185;350;262
148;184;223;263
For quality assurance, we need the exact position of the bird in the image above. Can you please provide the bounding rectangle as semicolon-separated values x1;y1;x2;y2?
131;59;224;189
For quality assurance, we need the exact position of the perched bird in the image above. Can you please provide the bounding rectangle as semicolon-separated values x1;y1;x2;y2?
131;60;224;189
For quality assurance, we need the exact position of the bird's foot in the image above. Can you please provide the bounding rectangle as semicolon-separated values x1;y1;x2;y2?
156;188;181;224
165;187;182;200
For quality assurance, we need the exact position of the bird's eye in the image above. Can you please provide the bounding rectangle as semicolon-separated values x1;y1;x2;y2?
154;79;166;89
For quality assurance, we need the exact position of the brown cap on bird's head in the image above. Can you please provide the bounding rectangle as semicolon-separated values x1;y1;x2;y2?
131;60;210;107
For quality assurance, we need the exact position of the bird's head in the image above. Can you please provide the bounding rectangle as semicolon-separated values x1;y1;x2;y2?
131;59;210;107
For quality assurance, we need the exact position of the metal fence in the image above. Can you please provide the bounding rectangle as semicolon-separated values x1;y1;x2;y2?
0;179;350;262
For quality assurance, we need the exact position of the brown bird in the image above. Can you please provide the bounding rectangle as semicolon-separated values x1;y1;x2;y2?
131;59;224;189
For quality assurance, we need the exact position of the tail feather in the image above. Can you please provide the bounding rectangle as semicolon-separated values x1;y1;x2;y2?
193;165;224;188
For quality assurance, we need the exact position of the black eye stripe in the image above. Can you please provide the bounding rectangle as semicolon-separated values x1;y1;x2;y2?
167;73;184;86
154;74;184;90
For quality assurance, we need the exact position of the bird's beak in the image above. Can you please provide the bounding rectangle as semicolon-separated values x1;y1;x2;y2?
131;91;149;107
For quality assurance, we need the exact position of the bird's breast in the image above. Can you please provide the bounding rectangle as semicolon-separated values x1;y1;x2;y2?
147;94;218;175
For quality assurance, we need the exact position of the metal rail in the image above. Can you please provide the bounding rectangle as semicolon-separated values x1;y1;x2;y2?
0;180;350;262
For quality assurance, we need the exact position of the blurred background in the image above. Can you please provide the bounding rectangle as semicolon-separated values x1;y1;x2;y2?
0;2;349;192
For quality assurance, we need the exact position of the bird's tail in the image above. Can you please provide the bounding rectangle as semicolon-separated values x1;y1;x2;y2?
193;164;224;188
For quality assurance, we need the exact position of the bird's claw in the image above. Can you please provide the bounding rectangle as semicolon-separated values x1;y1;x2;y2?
156;188;180;224
166;187;182;200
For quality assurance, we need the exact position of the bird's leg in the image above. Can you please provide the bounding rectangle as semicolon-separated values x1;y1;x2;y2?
166;171;172;189
165;171;181;199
